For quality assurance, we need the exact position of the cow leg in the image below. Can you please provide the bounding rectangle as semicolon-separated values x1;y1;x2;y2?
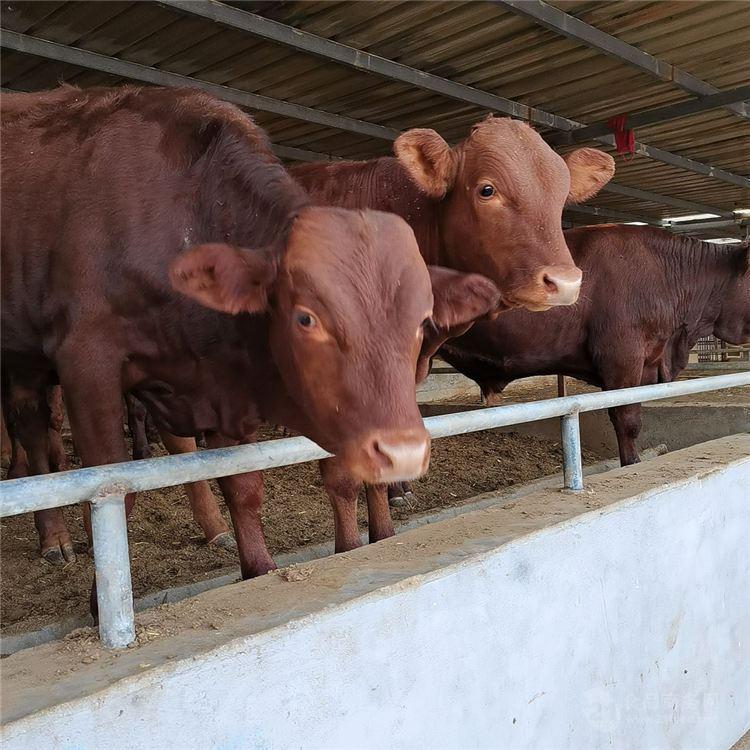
57;350;134;617
47;386;69;474
320;457;362;553
365;484;396;543
388;480;415;508
125;393;152;460
204;433;275;579
157;429;234;549
40;387;74;563
6;431;28;479
479;378;509;406
0;408;11;469
4;379;76;564
600;359;645;467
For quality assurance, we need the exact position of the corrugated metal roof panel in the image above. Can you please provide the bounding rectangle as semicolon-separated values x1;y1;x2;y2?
1;0;748;234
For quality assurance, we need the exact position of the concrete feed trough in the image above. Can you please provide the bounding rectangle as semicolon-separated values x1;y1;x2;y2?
2;436;748;749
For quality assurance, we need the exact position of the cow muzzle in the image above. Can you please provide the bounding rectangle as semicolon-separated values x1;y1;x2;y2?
517;265;582;311
345;428;431;484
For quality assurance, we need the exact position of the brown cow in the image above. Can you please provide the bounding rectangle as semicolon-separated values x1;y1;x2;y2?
440;226;750;466
0;85;495;584
291;118;615;310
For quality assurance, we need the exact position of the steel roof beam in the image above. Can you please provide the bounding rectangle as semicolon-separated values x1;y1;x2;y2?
562;205;664;226
273;144;338;163
158;1;750;189
2;28;746;210
0;29;400;142
600;184;734;219
270;145;732;219
159;0;576;132
563;209;746;240
667;219;747;233
549;85;750;146
494;0;749;121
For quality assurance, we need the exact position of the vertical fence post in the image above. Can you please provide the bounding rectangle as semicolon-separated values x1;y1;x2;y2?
557;375;567;397
90;489;135;649
561;412;584;491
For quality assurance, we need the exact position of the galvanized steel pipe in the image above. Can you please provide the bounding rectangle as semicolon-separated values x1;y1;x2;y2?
1;372;748;516
561;413;584;491
90;490;135;649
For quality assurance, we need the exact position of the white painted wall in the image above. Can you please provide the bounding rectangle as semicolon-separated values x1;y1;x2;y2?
4;445;749;750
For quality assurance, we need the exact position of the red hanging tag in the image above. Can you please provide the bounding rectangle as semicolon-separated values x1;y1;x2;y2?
607;114;635;160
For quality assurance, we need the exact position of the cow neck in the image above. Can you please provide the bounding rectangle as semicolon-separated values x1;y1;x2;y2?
290;157;442;266
194;131;310;252
379;158;443;266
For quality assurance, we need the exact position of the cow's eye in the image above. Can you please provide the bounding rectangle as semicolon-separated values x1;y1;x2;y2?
479;184;494;198
295;311;316;329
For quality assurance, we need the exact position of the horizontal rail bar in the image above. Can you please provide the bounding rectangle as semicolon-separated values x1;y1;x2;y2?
1;372;748;516
0;29;399;142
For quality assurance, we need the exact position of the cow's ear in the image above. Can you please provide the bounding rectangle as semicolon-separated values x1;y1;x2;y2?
564;148;615;203
416;267;500;383
429;266;501;332
394;129;457;198
170;243;277;314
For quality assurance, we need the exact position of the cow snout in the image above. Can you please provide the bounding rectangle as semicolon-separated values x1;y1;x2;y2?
538;265;582;307
355;429;430;484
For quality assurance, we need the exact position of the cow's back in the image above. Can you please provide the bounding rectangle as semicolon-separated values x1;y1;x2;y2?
0;86;305;359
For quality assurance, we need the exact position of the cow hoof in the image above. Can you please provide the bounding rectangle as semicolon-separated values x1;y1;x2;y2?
209;531;237;551
42;543;76;566
242;559;277;580
389;494;407;508
404;491;416;502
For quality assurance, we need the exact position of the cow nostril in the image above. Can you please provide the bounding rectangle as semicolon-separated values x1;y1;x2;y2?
542;273;559;294
362;431;430;483
370;439;395;470
537;266;582;306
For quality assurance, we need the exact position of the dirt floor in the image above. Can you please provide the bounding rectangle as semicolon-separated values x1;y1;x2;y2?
1;427;601;636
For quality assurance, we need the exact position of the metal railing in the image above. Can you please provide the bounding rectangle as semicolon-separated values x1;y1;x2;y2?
1;371;749;648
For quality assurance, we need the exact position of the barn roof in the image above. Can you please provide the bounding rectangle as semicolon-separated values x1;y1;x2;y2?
2;0;748;241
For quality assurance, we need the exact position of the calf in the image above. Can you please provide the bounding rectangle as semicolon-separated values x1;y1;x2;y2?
1;85;489;584
441;226;750;466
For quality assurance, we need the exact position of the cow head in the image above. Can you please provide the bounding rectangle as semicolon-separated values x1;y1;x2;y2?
170;207;496;484
714;243;750;344
393;117;615;311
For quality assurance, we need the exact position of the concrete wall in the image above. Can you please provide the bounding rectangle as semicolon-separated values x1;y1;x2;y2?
3;437;749;750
